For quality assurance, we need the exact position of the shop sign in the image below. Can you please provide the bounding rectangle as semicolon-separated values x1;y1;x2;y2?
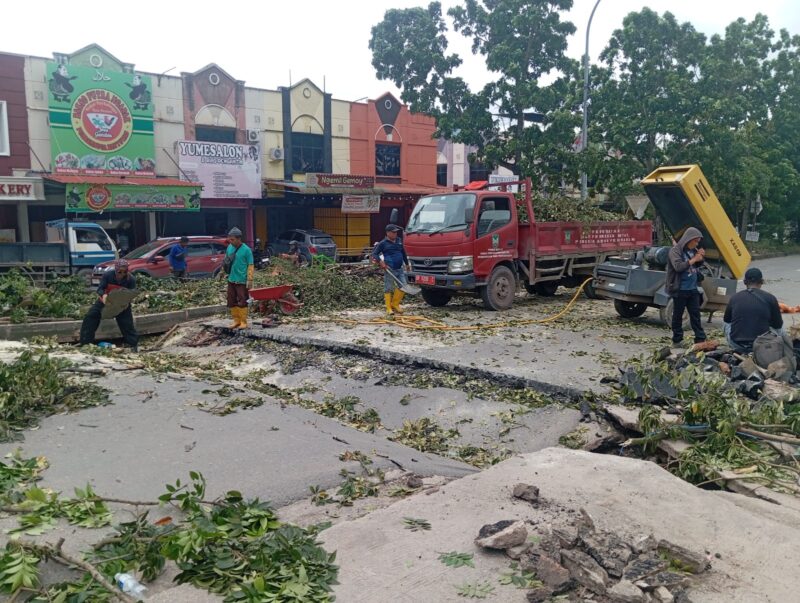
488;174;519;193
176;141;261;199
0;177;44;201
341;195;381;213
307;173;375;189
65;183;201;213
47;61;155;176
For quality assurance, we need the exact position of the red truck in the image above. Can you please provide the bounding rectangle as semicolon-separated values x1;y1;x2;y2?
403;179;652;310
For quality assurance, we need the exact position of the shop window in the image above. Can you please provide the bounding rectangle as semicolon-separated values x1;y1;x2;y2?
436;164;448;187
469;161;490;182
196;126;236;143
376;144;401;178
0;101;9;156
291;132;324;173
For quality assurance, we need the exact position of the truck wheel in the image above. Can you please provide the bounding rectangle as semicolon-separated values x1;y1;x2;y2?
533;282;559;297
481;266;516;311
583;279;603;299
421;288;453;307
659;299;691;329
614;300;648;318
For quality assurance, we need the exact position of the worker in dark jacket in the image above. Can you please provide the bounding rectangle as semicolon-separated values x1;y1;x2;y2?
723;268;783;353
79;259;139;350
168;236;189;279
371;224;410;316
665;226;706;345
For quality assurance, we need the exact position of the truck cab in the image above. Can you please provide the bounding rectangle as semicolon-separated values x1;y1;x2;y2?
45;219;118;272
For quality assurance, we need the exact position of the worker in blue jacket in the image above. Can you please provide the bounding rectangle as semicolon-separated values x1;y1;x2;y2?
168;236;189;279
371;224;410;316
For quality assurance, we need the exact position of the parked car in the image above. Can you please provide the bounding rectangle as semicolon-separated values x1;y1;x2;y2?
272;229;337;263
92;236;228;285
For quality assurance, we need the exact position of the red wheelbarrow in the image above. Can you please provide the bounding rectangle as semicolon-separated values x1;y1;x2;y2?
249;284;302;315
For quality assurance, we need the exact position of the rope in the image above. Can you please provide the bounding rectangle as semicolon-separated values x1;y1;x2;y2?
336;278;593;332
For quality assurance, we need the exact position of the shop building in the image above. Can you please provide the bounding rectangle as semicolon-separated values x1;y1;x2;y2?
0;51;45;242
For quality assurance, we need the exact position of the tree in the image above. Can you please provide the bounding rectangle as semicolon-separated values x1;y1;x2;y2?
370;0;577;189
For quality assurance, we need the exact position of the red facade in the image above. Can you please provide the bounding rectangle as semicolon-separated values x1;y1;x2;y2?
0;53;30;176
349;93;438;188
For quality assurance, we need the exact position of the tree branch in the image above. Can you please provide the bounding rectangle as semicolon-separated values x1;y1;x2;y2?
18;538;137;603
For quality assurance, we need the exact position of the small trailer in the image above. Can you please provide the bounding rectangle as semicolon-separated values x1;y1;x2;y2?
593;165;751;324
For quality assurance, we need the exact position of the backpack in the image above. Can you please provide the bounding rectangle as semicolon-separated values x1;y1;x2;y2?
753;331;797;380
222;246;240;275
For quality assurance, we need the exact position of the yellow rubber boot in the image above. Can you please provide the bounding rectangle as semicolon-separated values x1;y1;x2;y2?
392;289;405;314
229;307;241;328
236;307;249;329
384;293;394;317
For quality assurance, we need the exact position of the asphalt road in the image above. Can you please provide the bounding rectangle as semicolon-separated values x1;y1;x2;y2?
750;254;800;303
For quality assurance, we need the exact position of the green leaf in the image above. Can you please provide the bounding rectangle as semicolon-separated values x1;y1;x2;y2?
456;580;494;598
438;551;475;568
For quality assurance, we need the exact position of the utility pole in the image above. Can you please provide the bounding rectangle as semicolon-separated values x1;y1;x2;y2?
580;0;603;201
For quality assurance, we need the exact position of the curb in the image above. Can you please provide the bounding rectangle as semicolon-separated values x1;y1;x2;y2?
1;305;227;343
207;324;585;402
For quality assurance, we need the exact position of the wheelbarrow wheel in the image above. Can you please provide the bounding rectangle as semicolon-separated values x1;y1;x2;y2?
278;292;301;314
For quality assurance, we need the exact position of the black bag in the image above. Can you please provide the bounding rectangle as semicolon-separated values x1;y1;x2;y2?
222;246;239;275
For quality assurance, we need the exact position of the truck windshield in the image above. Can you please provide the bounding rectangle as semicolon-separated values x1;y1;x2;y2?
406;194;476;233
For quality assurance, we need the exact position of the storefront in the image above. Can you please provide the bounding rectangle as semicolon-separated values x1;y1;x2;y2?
0;175;45;242
260;174;445;254
43;174;201;254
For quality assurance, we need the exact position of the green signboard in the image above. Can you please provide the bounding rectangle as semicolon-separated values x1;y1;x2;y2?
48;61;155;176
65;183;201;213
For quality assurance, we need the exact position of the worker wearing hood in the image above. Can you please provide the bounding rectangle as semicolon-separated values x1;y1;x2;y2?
665;226;706;345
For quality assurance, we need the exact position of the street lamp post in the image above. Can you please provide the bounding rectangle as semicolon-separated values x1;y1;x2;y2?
580;0;603;201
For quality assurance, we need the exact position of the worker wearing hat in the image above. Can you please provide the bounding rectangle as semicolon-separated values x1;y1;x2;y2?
723;267;783;353
79;259;139;350
224;227;255;329
371;224;410;316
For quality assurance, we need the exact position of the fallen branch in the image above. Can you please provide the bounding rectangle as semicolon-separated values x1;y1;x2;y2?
738;427;800;446
18;538;137;603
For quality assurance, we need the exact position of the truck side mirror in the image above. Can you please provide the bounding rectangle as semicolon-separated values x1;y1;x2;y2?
389;208;399;225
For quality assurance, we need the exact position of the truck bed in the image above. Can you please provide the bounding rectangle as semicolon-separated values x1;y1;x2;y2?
518;220;652;257
0;243;70;267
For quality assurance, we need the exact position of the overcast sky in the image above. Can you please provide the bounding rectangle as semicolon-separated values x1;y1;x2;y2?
3;1;798;102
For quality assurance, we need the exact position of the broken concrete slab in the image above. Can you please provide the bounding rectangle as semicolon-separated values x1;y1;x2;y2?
608;579;646;603
657;540;709;574
512;482;540;503
560;548;609;594
474;520;528;550
531;554;574;592
320;448;800;602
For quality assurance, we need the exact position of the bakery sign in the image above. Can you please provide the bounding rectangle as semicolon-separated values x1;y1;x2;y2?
307;173;375;188
0;177;45;201
341;195;381;213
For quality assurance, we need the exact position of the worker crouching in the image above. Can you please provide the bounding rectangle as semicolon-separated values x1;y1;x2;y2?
79;259;139;351
224;227;255;329
372;224;410;317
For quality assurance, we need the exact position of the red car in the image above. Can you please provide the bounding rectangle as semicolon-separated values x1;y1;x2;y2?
92;236;229;285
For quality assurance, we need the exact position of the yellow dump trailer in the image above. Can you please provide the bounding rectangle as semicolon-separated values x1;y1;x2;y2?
313;209;371;259
641;164;750;279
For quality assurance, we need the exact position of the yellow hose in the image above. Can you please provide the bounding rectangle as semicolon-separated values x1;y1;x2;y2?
336;278;593;332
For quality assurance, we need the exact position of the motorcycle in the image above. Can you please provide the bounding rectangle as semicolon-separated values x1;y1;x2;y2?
253;238;273;270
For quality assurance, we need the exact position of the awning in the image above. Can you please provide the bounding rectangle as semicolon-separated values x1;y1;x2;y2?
265;180;383;197
44;174;202;213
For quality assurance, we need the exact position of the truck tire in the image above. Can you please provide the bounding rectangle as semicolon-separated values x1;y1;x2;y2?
76;268;93;286
533;282;559;297
583;279;603;299
481;266;516;311
421;288;453;307
614;299;648;318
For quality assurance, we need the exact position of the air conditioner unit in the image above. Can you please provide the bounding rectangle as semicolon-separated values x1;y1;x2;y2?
268;147;285;161
246;129;260;143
